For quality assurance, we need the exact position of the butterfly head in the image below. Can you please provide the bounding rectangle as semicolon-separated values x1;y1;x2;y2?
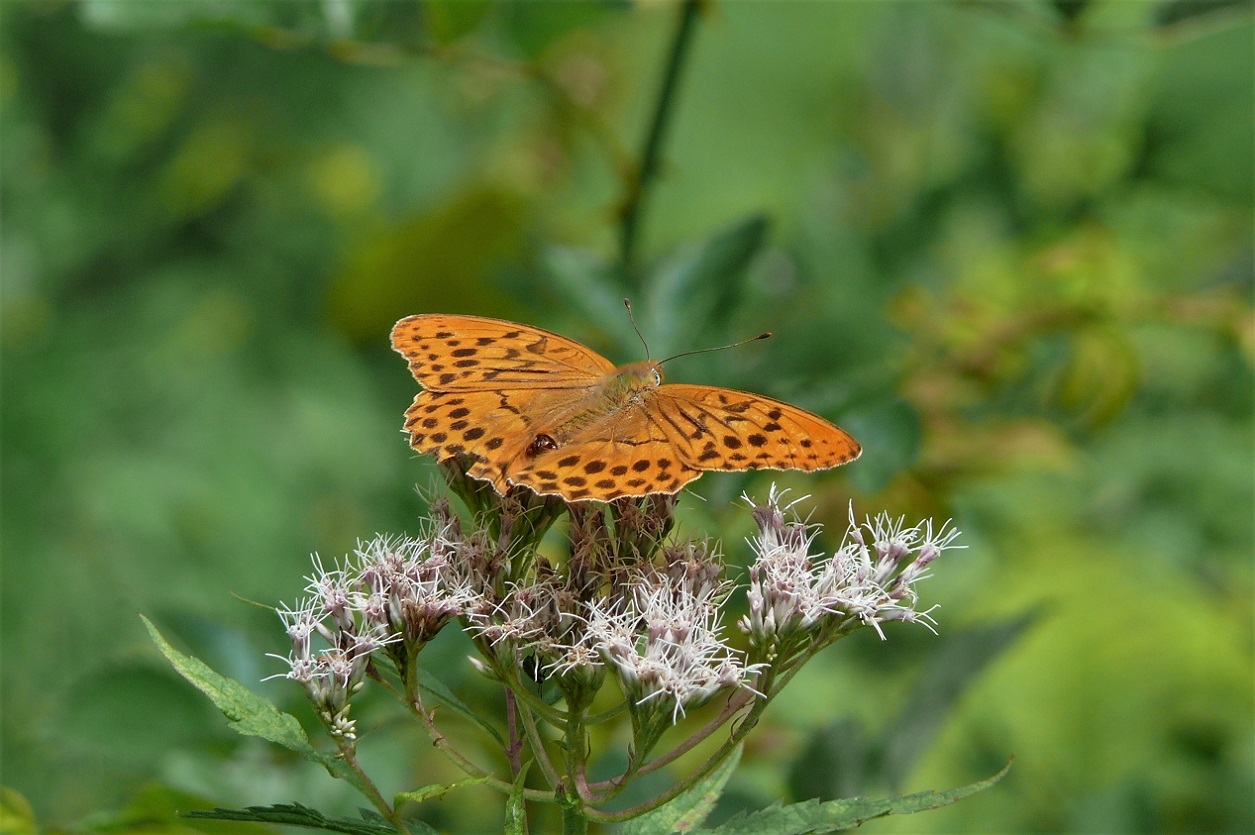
606;361;664;402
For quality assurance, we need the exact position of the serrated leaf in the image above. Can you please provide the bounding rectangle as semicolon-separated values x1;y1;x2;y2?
394;776;492;807
184;801;423;834
622;745;742;835
694;761;1011;835
503;761;531;835
141;615;370;797
415;666;505;747
143;615;313;751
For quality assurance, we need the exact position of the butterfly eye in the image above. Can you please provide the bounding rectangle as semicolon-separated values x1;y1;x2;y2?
651;368;662;386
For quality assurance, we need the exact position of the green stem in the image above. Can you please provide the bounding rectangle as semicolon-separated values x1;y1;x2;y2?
562;802;589;835
585;676;776;824
562;709;591;833
517;695;562;789
618;0;702;277
328;729;404;831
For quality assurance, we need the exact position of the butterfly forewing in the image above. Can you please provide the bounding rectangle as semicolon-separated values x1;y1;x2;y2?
390;314;616;392
647;385;862;473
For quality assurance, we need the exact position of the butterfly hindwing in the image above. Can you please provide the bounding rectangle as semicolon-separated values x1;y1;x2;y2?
508;436;703;502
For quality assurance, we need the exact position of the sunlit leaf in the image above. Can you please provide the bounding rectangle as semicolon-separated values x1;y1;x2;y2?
695;761;1011;834
622;746;741;835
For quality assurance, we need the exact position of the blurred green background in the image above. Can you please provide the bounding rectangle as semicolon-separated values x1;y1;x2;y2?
2;1;1251;832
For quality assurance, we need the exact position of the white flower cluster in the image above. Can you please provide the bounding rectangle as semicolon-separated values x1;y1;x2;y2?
270;486;961;732
267;531;471;739
741;486;962;649
582;568;761;723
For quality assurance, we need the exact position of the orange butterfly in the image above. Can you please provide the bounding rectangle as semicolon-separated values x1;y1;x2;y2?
390;314;860;502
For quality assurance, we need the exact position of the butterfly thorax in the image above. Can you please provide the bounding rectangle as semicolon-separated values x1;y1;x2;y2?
568;360;661;424
524;361;662;456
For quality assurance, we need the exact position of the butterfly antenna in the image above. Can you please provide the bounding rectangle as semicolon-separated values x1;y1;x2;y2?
624;298;651;359
659;331;772;366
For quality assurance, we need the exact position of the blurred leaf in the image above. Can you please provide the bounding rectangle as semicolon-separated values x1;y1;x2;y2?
0;788;37;835
1049;0;1090;23
501;0;629;58
623;745;741;835
1146;19;1254;200
841;398;921;493
79;0;275;30
328;189;525;341
415;666;506;747
644;215;770;355
79;0;429;44
75;782;240;833
540;245;635;347
424;0;492;44
786;613;1033;802
1050;326;1139;427
786;718;869;804
694;761;1011;834
1155;0;1254;27
56;664;221;763
879;612;1038;788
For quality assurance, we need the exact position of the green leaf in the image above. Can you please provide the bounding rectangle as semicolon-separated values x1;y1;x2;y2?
503;761;531;835
622;745;742;835
695;761;1012;834
142;615;312;750
424;0;492;44
1;787;37;835
842;398;921;494
540;245;636;348
880;613;1036;788
141;615;371;797
394;776;492;808
1155;0;1251;27
787;614;1032;802
79;0;274;30
786;718;869;806
645;216;769;356
500;0;628;59
184;801;439;834
416;666;506;747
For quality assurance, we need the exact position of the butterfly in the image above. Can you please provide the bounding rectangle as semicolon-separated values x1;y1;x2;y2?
390;314;861;502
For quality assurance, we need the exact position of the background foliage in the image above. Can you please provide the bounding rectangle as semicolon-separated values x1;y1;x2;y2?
2;1;1251;832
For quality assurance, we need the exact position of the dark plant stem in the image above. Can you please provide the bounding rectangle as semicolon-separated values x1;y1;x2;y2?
618;0;702;278
506;689;524;778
